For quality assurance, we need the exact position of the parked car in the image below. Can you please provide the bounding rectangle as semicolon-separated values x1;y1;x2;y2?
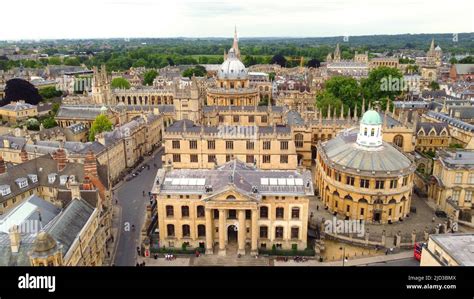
435;210;447;218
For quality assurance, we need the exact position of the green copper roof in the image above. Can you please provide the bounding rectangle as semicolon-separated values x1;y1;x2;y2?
361;110;382;125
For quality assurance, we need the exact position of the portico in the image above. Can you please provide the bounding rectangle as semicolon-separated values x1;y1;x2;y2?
203;188;259;256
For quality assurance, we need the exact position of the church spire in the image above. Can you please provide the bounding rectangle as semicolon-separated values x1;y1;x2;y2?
334;43;341;62
429;38;435;52
232;26;240;59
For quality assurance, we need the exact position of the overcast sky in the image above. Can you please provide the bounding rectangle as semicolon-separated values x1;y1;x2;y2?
2;0;473;40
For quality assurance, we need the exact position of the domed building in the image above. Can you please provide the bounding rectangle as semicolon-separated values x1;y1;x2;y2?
315;109;416;224
29;231;63;266
206;30;260;107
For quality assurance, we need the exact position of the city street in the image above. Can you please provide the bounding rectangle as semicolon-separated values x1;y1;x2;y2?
113;148;163;266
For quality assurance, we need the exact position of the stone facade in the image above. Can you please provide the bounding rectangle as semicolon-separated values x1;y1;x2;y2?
152;160;313;255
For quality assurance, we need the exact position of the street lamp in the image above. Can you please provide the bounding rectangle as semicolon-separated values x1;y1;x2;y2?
340;246;346;266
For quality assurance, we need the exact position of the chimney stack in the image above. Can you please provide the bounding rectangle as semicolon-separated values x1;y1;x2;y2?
84;150;98;178
9;225;21;253
53;148;68;172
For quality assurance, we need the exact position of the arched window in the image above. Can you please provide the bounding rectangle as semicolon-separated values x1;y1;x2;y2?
394;135;404;147
276;207;284;219
260;206;268;219
371;128;375;136
181;206;189;218
291;207;300;219
196;206;205;218
197;224;205;237
182;225;190;237
259;226;268;238
167;224;175;237
275;226;284;239
166;205;174;217
364;127;368;136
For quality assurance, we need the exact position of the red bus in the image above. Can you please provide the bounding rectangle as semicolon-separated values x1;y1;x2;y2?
414;242;426;261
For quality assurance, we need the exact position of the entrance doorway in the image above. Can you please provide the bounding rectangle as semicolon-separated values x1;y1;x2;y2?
227;225;238;243
373;211;381;222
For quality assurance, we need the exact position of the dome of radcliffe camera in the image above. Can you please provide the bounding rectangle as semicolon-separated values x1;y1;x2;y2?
361;110;382;125
218;49;247;80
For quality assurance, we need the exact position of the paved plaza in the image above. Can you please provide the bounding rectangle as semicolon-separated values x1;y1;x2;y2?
309;193;442;244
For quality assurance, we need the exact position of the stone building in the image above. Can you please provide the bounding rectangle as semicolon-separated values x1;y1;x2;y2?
206;47;259;106
91;64;202;122
152;159;313;255
415;122;451;152
420;233;474;266
162;120;298;170
0;193;107;266
0;149;109;215
315;110;416;224
428;150;474;222
0;101;38;124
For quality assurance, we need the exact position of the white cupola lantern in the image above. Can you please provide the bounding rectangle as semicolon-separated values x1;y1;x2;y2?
356;110;383;147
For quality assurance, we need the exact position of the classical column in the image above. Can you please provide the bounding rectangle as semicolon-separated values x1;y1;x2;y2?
205;209;213;255
251;209;258;255
218;209;226;256
238;210;246;255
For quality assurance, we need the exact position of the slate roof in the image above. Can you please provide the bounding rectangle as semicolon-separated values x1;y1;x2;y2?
426;111;474;132
156;159;313;197
416;122;449;134
0;195;96;266
48;198;95;256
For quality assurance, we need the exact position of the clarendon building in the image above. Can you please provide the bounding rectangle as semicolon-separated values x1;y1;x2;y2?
152;159;313;255
315;110;416;224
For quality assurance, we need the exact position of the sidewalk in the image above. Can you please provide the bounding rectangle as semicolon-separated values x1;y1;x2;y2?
103;205;122;266
274;250;413;266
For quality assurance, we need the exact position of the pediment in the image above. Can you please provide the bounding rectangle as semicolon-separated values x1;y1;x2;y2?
202;184;258;203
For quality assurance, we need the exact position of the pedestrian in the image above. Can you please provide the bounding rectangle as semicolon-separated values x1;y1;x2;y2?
432;216;435;222
385;249;388;255
316;205;319;211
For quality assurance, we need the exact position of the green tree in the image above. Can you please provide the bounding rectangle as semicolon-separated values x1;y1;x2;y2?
316;91;344;116
361;66;404;109
26;118;40;131
459;56;474;64
39;86;62;100
89;114;113;141
429;81;440;91
51;102;60;116
64;57;81;66
324;76;361;110
143;70;158;86
449;57;458;64
111;77;131;89
182;65;206;78
48;57;62;65
41;117;57;129
268;72;276;81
